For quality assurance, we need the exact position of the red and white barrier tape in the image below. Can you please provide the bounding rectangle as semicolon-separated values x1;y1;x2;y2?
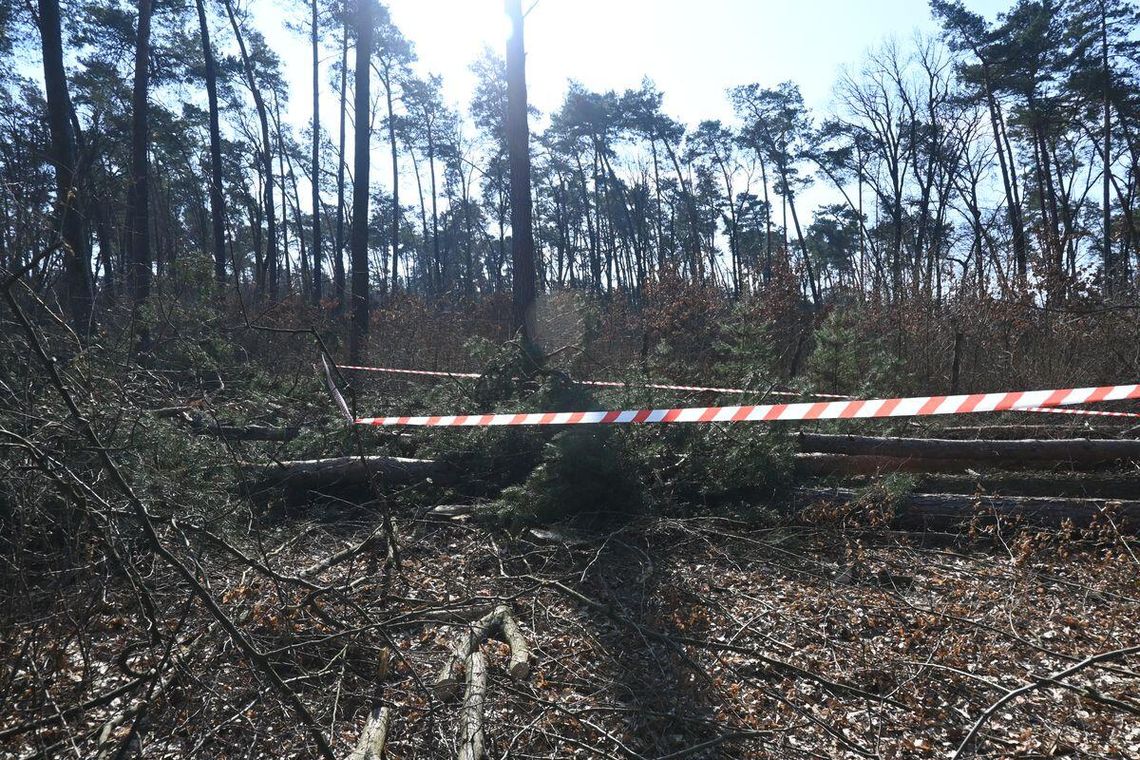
1023;406;1140;420
338;363;851;399
355;382;1140;427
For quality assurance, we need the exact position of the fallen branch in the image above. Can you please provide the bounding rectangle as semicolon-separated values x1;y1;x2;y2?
346;705;392;760
952;643;1140;758
457;651;487;760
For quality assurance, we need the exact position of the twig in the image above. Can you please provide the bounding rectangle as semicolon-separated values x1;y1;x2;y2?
952;643;1140;758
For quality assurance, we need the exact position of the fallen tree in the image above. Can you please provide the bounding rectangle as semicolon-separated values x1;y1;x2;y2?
797;487;1140;531
798;433;1140;466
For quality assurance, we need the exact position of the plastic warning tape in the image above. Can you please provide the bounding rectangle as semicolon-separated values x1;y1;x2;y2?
337;363;851;399
354;382;1140;427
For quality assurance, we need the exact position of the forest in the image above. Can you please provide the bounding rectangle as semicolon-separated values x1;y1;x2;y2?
2;0;1140;757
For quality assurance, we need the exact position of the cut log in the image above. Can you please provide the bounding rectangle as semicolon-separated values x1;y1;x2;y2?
426;504;476;519
433;605;531;701
498;608;531;680
457;651;486;760
157;406;302;441
796;487;1140;531
246;456;458;503
193;421;300;442
906;472;1140;500
907;423;1135;440
799;433;1140;466
795;453;1004;476
794;452;1140;476
346;705;392;760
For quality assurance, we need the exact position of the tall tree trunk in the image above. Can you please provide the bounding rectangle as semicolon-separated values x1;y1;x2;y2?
505;0;537;347
126;0;153;325
650;140;665;272
785;185;820;304
349;0;373;362
1101;3;1115;294
383;69;400;292
334;10;348;305
427;126;441;293
662;139;704;281
195;0;227;286
759;153;773;283
310;0;323;302
276;103;293;294
980;67;1026;283
36;0;93;335
224;0;278;301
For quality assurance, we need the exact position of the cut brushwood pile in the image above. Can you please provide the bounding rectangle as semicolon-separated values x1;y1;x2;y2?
9;512;1137;758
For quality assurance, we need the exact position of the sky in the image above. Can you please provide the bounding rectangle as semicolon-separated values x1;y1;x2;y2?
251;0;1014;224
270;0;1012;135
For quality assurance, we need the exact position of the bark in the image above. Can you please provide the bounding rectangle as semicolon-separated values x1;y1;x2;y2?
427;125;441;292
195;0;227;285
346;705;392;760
349;0;373;361
245;456;457;497
979;66;1027;282
458;651;486;760
785;186;821;304
905;472;1140;500
381;66;400;291
434;605;530;702
334;12;349;304
126;0;153;319
37;0;93;334
190;421;300;442
798;433;1140;465
797;487;1140;531
505;0;537;346
912;423;1133;440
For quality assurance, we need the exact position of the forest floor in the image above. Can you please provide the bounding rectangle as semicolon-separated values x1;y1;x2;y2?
5;503;1139;759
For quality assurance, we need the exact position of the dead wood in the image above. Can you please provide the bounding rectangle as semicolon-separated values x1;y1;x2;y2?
952;643;1140;758
155;407;301;441
433;605;531;701
457;651;487;760
798;433;1140;465
346;705;392;760
795;453;1007;476
245;456;458;500
904;471;1140;500
794;452;1138;476
797;487;1140;530
907;423;1135;440
192;420;300;442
